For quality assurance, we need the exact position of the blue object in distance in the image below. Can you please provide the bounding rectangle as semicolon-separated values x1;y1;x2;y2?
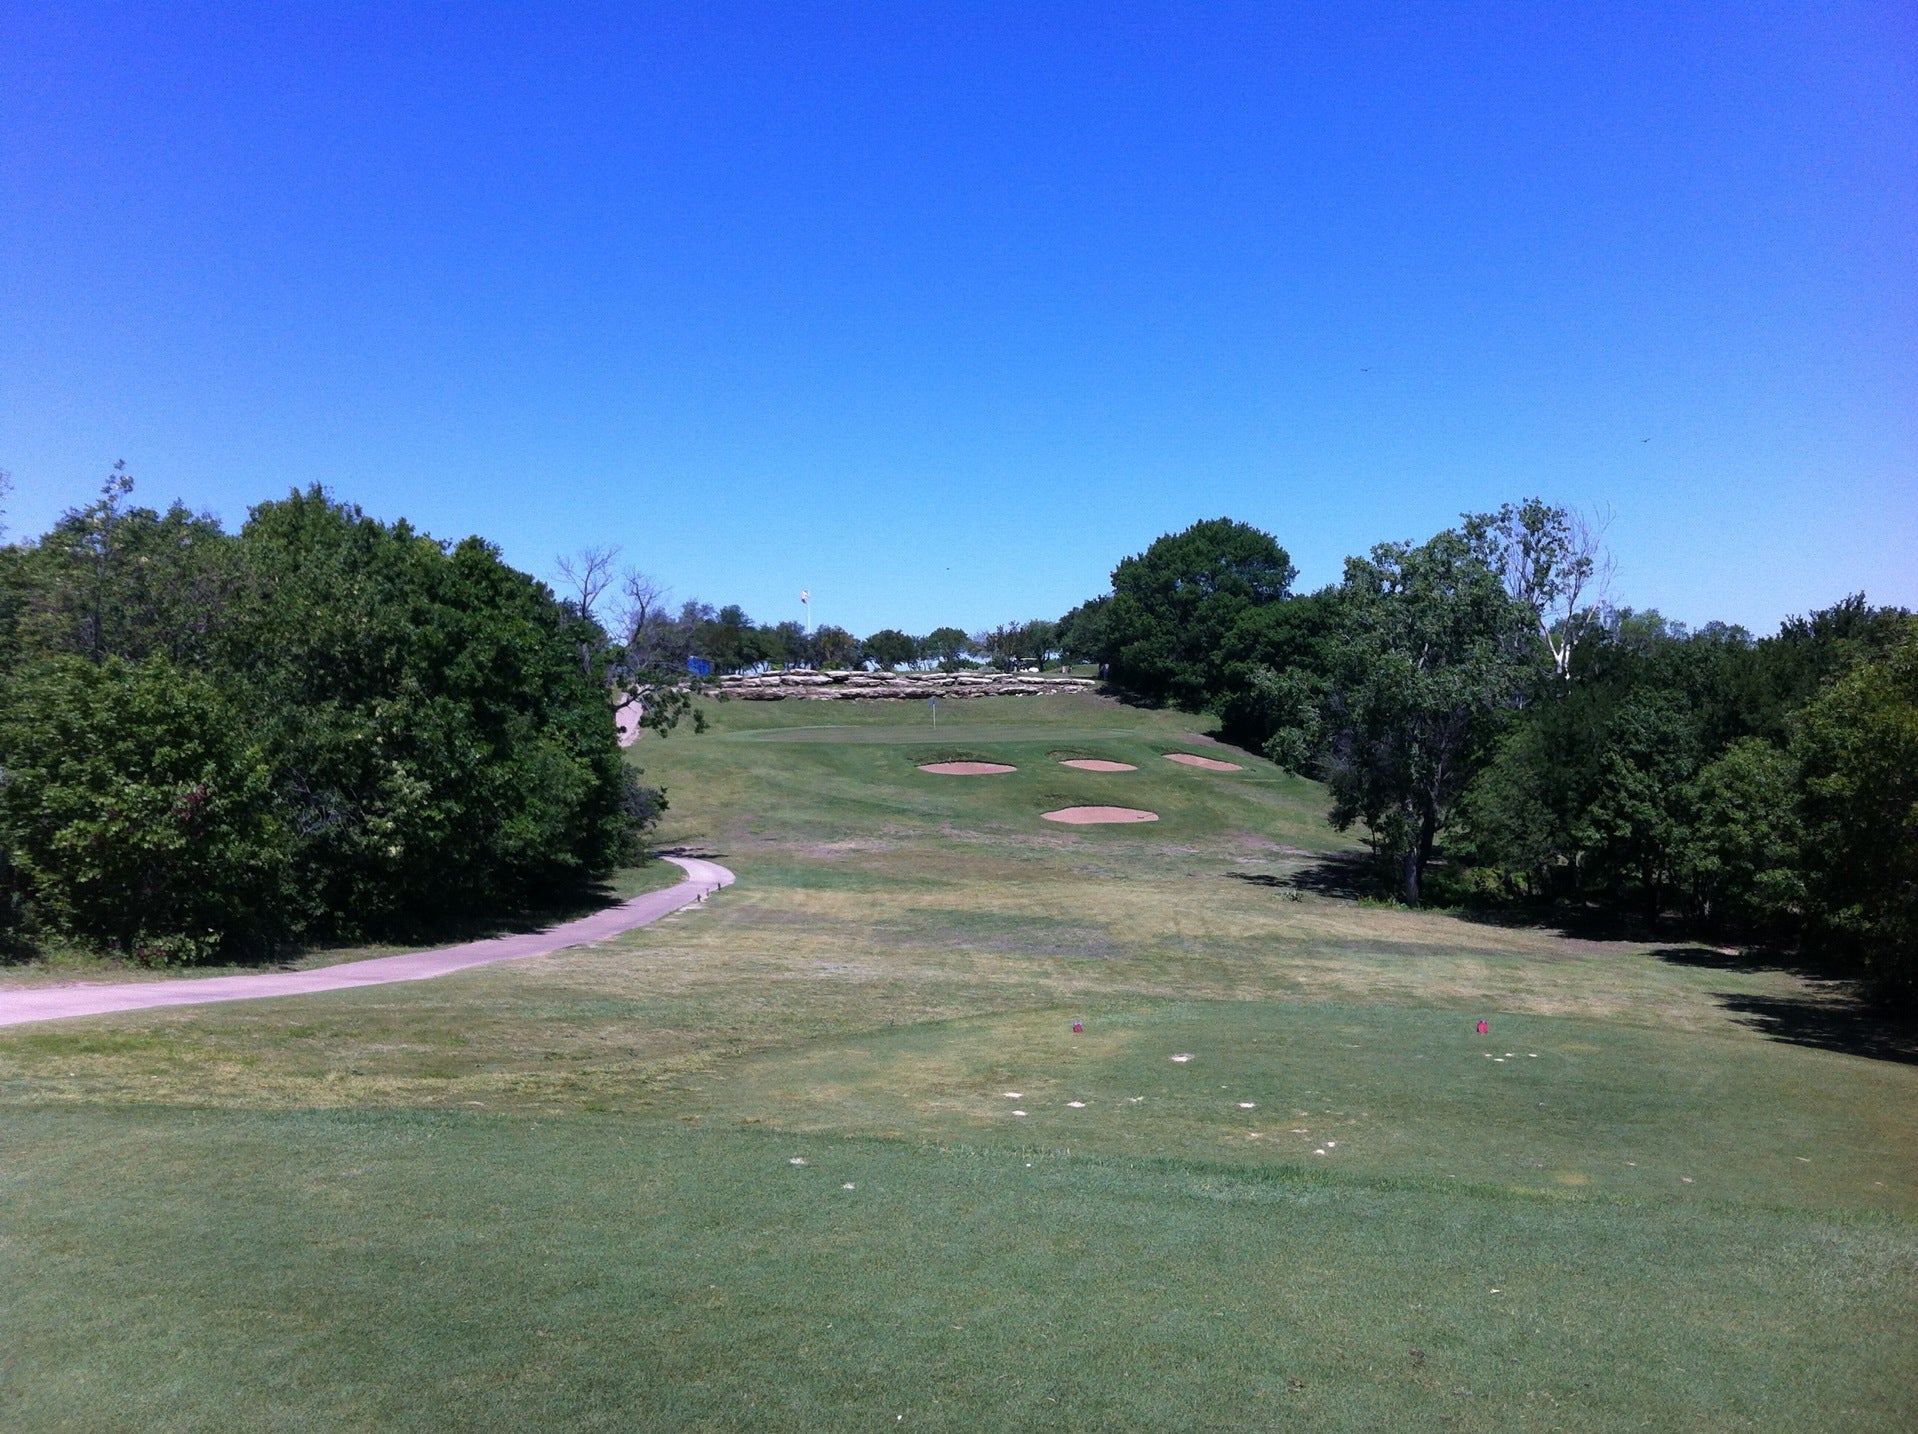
686;656;713;677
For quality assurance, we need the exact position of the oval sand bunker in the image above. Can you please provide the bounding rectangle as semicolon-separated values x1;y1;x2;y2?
1164;752;1242;772
917;761;1017;775
1042;806;1160;824
1059;759;1137;772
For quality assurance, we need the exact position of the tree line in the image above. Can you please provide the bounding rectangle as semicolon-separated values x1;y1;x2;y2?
1060;512;1916;1008
550;544;1068;676
0;476;664;965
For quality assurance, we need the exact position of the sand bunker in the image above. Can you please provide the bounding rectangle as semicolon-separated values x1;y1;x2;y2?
1042;806;1160;825
1059;759;1137;772
1164;752;1242;771
917;761;1017;775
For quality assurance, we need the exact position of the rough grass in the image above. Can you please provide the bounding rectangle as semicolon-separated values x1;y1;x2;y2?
1;692;1913;1430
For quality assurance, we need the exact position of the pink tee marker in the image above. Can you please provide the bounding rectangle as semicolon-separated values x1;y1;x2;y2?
1072;1022;1084;1033
1475;1020;1489;1035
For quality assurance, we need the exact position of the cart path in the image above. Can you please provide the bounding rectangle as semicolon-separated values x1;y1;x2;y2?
0;856;734;1029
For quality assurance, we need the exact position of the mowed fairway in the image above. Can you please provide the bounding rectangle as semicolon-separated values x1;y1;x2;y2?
3;693;1914;1431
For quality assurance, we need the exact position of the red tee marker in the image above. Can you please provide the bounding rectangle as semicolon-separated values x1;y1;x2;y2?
1475;1020;1489;1035
1072;1022;1083;1033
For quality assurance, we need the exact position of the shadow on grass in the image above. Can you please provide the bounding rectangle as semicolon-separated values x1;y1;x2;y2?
384;848;726;947
1705;988;1918;1066
1643;944;1918;1065
0;854;707;975
1226;853;1381;900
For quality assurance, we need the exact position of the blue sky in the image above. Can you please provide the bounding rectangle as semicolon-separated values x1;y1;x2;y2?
3;3;1913;636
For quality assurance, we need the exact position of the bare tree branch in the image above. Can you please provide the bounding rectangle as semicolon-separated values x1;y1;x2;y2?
555;545;620;621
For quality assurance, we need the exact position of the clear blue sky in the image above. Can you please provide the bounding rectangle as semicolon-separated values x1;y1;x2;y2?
3;3;1913;636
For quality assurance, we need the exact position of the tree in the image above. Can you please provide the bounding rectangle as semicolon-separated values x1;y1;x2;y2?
1056;597;1110;667
691;604;745;671
12;466;236;670
613;569;670;656
766;620;809;668
1322;526;1529;905
0;655;289;961
1681;738;1800;929
1212;588;1344;751
1467;499;1611;679
921;626;973;669
972;623;1022;671
864;628;918;670
1017;619;1059;670
1231;665;1325;774
811;625;861;669
1102;519;1296;708
1791;622;1918;1005
556;545;619;620
223;488;635;932
1574;689;1701;915
0;483;671;960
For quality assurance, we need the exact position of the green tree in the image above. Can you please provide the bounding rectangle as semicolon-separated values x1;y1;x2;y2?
921;626;973;669
1017;618;1060;670
225;488;632;932
1681;737;1801;929
1323;526;1529;905
11;466;236;670
690;604;760;673
1791;622;1918;1005
811;625;861;669
1056;597;1109;667
1575;690;1701;915
0;656;288;960
1103;519;1296;708
863;628;918;670
1467;498;1610;679
1213;588;1344;750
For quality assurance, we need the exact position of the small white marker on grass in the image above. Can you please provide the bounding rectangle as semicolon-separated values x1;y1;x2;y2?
1066;1101;1086;1108
1238;1102;1257;1109
1170;1053;1194;1062
1004;1092;1022;1099
843;1183;856;1190
789;1157;807;1166
1012;1110;1027;1117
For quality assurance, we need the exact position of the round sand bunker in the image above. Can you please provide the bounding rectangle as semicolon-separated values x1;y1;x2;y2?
1042;805;1160;825
1059;759;1137;772
1164;752;1242;772
918;761;1017;775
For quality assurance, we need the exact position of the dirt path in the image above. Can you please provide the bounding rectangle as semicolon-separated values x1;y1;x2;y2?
0;856;734;1029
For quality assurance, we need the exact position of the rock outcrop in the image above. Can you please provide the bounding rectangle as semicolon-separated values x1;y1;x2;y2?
717;670;1099;701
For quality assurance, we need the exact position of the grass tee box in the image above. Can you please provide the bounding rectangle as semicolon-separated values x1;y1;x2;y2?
2;692;1914;1431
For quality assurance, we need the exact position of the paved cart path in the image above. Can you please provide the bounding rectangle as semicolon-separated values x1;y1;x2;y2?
0;856;734;1029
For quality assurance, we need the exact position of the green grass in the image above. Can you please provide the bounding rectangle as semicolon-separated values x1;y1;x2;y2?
2;691;1914;1430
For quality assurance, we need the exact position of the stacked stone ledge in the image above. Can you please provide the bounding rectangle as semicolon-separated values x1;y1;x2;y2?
717;670;1100;701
